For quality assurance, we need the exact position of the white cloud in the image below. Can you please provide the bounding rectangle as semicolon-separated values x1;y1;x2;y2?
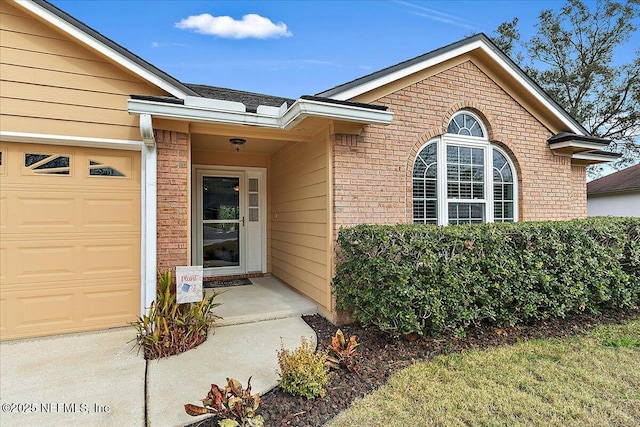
175;13;292;39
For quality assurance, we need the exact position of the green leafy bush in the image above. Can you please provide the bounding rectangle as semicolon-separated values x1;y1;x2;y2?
184;377;264;427
332;217;640;337
277;338;329;399
131;270;221;359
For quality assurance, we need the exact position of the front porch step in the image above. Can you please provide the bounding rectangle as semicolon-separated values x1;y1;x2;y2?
207;276;318;327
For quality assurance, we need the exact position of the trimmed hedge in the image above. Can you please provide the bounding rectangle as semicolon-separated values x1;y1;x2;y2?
332;217;640;336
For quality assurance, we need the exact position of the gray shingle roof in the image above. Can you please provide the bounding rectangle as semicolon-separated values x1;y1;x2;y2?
587;163;640;195
185;84;295;113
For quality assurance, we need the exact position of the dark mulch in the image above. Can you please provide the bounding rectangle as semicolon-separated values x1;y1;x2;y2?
187;306;640;427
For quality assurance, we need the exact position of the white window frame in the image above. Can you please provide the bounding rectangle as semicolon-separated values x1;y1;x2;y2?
413;111;518;225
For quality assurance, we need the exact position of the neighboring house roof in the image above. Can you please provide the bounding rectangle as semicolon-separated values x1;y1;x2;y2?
587;164;640;195
317;33;590;137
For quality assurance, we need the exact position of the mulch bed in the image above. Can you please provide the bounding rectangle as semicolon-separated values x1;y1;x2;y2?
187;306;640;427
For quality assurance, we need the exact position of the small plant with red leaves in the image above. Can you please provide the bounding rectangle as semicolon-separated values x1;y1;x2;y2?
325;329;360;373
184;377;264;427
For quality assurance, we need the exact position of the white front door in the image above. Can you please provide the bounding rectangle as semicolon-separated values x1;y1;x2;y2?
194;167;266;276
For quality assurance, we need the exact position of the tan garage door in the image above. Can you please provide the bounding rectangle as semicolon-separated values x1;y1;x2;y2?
0;142;140;340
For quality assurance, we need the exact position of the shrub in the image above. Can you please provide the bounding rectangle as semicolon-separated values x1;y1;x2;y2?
332;217;640;337
131;270;221;359
184;377;264;427
325;329;360;373
277;338;329;399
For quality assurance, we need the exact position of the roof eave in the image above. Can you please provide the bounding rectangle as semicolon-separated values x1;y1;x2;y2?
21;0;198;99
571;151;620;166
318;33;588;136
548;132;612;157
127;97;393;131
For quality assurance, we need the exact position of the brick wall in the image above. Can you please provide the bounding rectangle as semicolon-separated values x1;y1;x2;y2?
156;129;189;270
332;60;587;234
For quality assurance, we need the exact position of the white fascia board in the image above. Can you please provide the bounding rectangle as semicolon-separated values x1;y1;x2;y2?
329;41;483;102
572;152;619;162
0;131;144;150
128;98;393;130
480;46;585;135
548;140;609;151
16;0;191;99
128;99;282;128
184;96;246;112
280;99;393;130
330;39;585;136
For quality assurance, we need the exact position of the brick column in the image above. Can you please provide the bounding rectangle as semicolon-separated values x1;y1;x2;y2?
156;130;189;271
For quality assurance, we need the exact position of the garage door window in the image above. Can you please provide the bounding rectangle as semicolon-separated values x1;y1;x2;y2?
25;153;70;175
89;160;125;177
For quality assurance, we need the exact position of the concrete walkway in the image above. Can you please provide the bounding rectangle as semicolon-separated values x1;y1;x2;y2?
0;276;317;427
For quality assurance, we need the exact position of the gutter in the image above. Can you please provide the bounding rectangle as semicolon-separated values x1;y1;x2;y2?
127;97;394;130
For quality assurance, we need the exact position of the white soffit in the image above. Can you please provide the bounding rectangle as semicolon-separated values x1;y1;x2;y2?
572;152;620;162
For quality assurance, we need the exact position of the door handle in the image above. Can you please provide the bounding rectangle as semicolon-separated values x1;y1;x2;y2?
242;216;245;226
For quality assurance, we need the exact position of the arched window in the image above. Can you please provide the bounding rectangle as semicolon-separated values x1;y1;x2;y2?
412;111;517;225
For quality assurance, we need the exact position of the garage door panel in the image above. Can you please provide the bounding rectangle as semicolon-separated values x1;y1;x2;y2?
0;142;141;340
16;292;76;327
17;195;77;229
2;283;139;339
0;195;7;229
0;246;6;282
0;297;6;335
16;244;76;279
83;196;138;227
82;241;138;275
81;285;138;322
2;239;139;285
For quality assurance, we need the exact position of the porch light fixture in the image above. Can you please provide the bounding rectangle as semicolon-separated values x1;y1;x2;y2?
229;138;246;152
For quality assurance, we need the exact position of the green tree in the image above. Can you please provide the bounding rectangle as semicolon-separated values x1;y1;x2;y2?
492;0;640;178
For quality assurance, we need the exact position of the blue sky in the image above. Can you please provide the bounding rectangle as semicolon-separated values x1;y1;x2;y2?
50;1;639;99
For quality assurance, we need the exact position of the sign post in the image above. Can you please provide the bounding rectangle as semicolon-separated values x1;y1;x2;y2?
175;266;203;304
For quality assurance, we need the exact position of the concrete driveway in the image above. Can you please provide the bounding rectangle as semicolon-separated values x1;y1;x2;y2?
0;276;317;427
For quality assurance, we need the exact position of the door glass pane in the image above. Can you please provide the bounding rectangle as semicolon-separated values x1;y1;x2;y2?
203;223;239;267
203;177;239;220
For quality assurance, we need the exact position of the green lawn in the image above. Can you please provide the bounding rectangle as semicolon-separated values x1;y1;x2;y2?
328;320;640;427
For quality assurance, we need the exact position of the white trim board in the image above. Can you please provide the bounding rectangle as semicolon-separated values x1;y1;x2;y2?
191;165;268;277
322;38;585;136
128;98;393;131
0;131;144;151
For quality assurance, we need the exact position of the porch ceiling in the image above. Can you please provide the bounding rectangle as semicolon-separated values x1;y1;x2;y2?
189;115;337;154
191;133;289;154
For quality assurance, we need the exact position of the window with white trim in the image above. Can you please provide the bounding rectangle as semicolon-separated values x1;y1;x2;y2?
412;111;517;225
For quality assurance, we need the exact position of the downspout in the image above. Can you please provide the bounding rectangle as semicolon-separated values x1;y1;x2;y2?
139;114;157;314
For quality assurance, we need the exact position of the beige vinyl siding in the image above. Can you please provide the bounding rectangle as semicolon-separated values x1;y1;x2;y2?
0;1;167;141
271;130;331;314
